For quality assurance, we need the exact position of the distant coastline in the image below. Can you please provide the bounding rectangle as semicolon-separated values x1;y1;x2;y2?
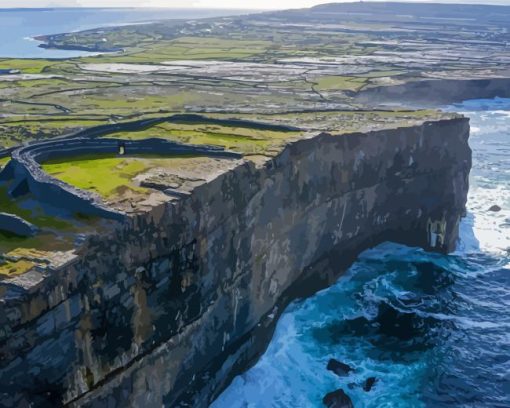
0;7;253;58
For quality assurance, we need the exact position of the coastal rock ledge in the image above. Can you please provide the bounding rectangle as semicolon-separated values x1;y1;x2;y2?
0;117;471;407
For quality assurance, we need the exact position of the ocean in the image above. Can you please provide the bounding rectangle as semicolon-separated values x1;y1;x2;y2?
0;8;248;59
213;98;510;407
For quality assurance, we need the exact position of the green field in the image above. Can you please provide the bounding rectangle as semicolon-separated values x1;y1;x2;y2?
0;8;464;268
0;259;36;278
0;27;437;150
0;58;61;74
106;122;302;154
43;153;208;199
315;76;368;92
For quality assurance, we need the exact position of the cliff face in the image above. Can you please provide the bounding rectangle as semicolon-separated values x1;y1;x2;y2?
0;118;471;407
356;78;510;106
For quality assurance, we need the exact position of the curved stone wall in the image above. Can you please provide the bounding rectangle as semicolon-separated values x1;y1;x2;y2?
66;114;299;140
23;137;240;164
2;113;293;222
1;137;242;221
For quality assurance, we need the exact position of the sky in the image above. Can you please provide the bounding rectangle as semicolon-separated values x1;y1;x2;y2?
1;0;324;9
1;0;509;9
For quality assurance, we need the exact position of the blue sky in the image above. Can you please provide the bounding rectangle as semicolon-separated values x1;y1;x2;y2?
1;0;509;9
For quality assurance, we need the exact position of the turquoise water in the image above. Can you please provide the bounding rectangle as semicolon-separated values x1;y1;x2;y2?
214;98;510;407
0;8;247;58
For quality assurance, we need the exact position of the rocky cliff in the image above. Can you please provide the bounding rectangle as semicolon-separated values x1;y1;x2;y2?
0;118;471;407
356;78;510;106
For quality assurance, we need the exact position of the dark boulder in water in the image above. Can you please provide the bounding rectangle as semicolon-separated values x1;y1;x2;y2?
363;377;377;392
327;358;353;376
322;388;354;408
375;302;434;341
413;261;454;295
488;205;502;212
313;301;449;362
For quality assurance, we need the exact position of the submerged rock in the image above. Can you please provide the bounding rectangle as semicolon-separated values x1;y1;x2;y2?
363;377;377;392
322;388;354;408
488;205;502;212
327;358;353;376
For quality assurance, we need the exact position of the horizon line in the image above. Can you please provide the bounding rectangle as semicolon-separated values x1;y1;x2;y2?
1;1;510;11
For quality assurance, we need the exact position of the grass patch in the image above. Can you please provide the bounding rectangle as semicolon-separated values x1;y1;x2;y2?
105;122;302;154
315;76;368;92
0;259;36;278
81;37;271;64
43;153;147;198
42;153;210;199
72;92;197;113
0;156;10;169
0;118;110;147
0;58;61;74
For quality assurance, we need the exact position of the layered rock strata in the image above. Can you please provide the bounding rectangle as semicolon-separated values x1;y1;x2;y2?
0;118;471;407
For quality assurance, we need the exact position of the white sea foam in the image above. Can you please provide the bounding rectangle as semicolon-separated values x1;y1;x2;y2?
455;105;510;257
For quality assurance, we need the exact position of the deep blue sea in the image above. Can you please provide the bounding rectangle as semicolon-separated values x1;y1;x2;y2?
0;8;247;58
214;98;510;408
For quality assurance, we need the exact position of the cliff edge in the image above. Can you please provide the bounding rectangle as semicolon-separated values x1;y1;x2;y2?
0;117;471;407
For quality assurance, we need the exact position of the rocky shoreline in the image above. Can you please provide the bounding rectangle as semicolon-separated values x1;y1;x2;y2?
33;34;123;53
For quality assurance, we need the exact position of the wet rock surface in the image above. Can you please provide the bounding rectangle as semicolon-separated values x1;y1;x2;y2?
327;359;353;377
363;377;377;392
323;388;354;408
